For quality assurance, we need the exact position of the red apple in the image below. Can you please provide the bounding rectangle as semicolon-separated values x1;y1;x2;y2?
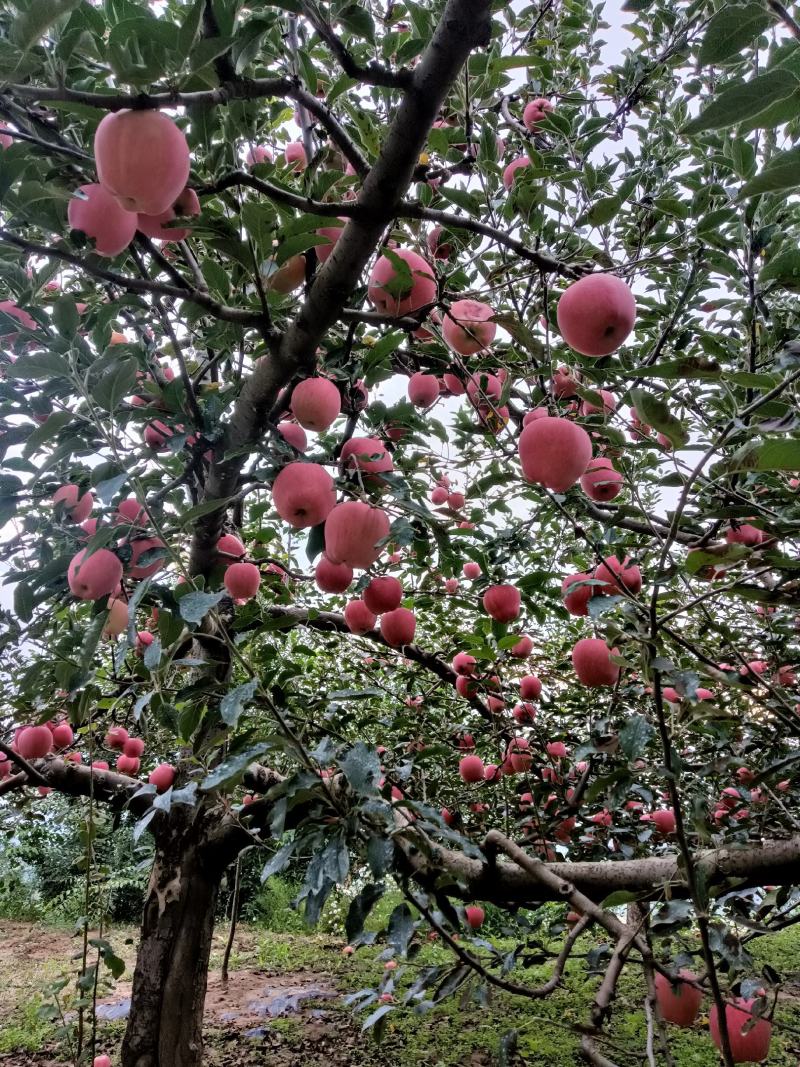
709;998;771;1062
581;457;623;502
520;674;542;700
593;556;642;596
459;755;485;783
442;299;496;355
380;606;416;646
149;763;176;792
344;599;377;635
518;417;592;492
368;249;436;316
556;274;636;357
224;562;261;600
68;548;123;600
315;556;353;593
408;372;440;407
483;584;521;622
94;109;190;215
290;377;341;432
364;576;403;614
16;725;53;759
324;501;390;570
272;461;336;528
572;638;620;686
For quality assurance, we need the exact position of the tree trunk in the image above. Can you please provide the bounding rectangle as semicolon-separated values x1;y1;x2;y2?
120;808;234;1067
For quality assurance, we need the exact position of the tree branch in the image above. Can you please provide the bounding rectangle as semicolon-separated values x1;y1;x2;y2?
301;1;413;89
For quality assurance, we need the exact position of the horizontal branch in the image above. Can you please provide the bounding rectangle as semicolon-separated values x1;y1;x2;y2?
0;229;266;326
200;170;361;216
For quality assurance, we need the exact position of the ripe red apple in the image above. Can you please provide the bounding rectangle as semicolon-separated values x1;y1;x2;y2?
368;249;436;316
127;536;167;579
315;218;345;263
340;437;393;479
655;970;703;1027
123;737;145;758
272;461;336;528
137;186;200;243
91;760;109;772
68;183;137;257
502;155;529;189
442;371;465;395
324;501;390;570
593;556;642;596
344;599;377;635
462;562;481;580
563;576;597;618
556;274;636;357
507;737;532;773
513;701;537;724
105;726;128;750
216;534;245;561
572;638;620;686
580;389;617;417
149;763;176;793
380;606;416;646
51;722;74;749
726;524;765;546
94;109;190;215
93;1057;112;1067
16;725;53;759
445;578;459;593
518;416;593;492
315;556;353;593
642;808;676;834
116;498;147;526
709;999;771;1062
459;754;485;783
523;98;554;130
511;634;534;658
431;486;449;505
266;253;306;294
116;753;141;775
442;299;496;355
551;365;579;398
483;584;521;622
464;905;485;929
581;457;623;502
408;371;440;407
224;562;261;600
53;484;93;523
520;674;542;700
364;576;403;615
290;377;341;431
426;225;453;259
284;141;306;171
277;421;308;452
68;548;123;600
452;652;477;675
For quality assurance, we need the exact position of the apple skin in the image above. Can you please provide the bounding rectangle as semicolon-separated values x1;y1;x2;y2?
518;416;592;492
105;726;129;750
93;1057;113;1067
368;249;436;316
224;562;261;600
452;652;477;675
137;186;200;243
581;457;623;502
94;109;190;215
324;501;390;570
523;97;554;130
315;556;353;594
556;274;636;357
593;556;642;596
572;638;620;686
459;755;485;783
290;377;341;432
520;674;542;700
16;726;54;759
315;218;346;263
483;584;521;622
561;573;593;616
654;970;702;1027
51;722;74;749
344;599;377;635
216;534;246;561
408;372;440;407
502;155;530;190
364;576;403;615
271;461;336;529
123;737;145;758
68;548;124;601
463;561;481;580
284;141;307;171
380;606;416;646
442;299;496;355
709;998;771;1063
551;365;579;398
53;484;94;523
277;421;308;452
68;182;137;257
511;635;534;658
340;437;393;479
464;905;485;929
726;524;765;546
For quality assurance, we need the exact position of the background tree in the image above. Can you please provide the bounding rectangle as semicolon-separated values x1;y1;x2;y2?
2;0;800;1065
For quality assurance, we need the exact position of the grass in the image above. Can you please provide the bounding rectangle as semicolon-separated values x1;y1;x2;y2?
2;919;800;1064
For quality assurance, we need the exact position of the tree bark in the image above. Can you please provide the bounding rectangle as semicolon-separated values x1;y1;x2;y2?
120;808;231;1067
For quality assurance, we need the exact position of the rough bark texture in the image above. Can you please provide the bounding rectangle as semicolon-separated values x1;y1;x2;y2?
120;808;227;1067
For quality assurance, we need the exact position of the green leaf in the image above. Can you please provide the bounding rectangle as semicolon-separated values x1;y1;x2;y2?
685;543;749;574
740;145;800;198
177;498;233;526
177;0;204;56
697;4;771;65
630;388;689;448
143;636;162;670
619;714;654;761
23;409;73;456
14;581;33;623
683;69;799;134
6;351;71;380
91;358;138;413
345;882;385;943
339;741;381;796
201;742;272;791
178;589;225;625
261;840;297;881
52;296;80;339
220;677;258;727
10;0;81;51
760;247;800;289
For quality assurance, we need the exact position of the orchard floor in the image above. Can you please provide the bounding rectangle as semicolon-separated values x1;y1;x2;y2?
1;920;800;1065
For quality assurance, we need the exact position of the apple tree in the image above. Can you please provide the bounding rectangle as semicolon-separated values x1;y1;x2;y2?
1;0;800;1065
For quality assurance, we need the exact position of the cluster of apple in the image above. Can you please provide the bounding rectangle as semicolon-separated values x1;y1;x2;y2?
1;715;175;795
68;109;199;257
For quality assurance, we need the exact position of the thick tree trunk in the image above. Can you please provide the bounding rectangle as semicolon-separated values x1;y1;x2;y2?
120;809;233;1067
